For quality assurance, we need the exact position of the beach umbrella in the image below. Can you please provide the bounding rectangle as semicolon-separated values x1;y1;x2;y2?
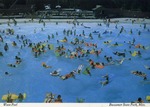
2;93;18;101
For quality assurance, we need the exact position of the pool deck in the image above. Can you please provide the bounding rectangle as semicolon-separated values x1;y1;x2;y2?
0;18;150;24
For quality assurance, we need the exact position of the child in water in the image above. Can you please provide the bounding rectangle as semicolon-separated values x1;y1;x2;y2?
42;62;52;68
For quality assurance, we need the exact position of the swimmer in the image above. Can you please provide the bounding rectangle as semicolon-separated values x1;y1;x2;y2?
143;76;147;80
131;71;146;77
102;74;109;81
12;41;17;46
144;65;150;70
18;93;24;102
100;74;109;86
113;51;125;57
55;95;62;103
108;58;125;65
0;52;3;56
135;97;144;103
42;62;52;68
5;72;9;75
114;42;118;46
4;43;9;51
59;75;67;80
44;92;55;103
98;34;101;38
100;80;109;86
85;67;91;76
77;65;84;74
104;55;112;62
15;56;21;60
50;70;60;76
16;60;21;64
60;72;75;80
7;64;16;67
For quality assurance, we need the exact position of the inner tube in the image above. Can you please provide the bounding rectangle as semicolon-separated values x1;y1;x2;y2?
146;96;150;101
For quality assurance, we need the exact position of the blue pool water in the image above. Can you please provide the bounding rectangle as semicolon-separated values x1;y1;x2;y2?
0;20;150;103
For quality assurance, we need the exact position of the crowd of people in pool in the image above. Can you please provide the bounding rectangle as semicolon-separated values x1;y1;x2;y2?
0;18;150;103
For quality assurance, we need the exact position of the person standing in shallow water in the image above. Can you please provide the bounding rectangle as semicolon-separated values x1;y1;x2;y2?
18;93;24;102
55;95;62;103
4;43;9;51
136;97;144;103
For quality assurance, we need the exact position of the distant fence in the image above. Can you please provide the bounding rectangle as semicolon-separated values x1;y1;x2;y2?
121;10;150;18
0;9;32;15
94;8;150;18
1;8;150;19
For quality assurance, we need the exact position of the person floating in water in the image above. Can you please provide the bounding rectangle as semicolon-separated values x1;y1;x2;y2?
42;62;52;68
113;51;125;57
100;74;109;86
7;64;16;67
60;71;75;80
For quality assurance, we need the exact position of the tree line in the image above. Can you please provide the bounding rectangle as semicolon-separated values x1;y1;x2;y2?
2;0;150;12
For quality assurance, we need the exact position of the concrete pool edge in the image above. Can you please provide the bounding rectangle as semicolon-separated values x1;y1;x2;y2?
0;18;150;24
